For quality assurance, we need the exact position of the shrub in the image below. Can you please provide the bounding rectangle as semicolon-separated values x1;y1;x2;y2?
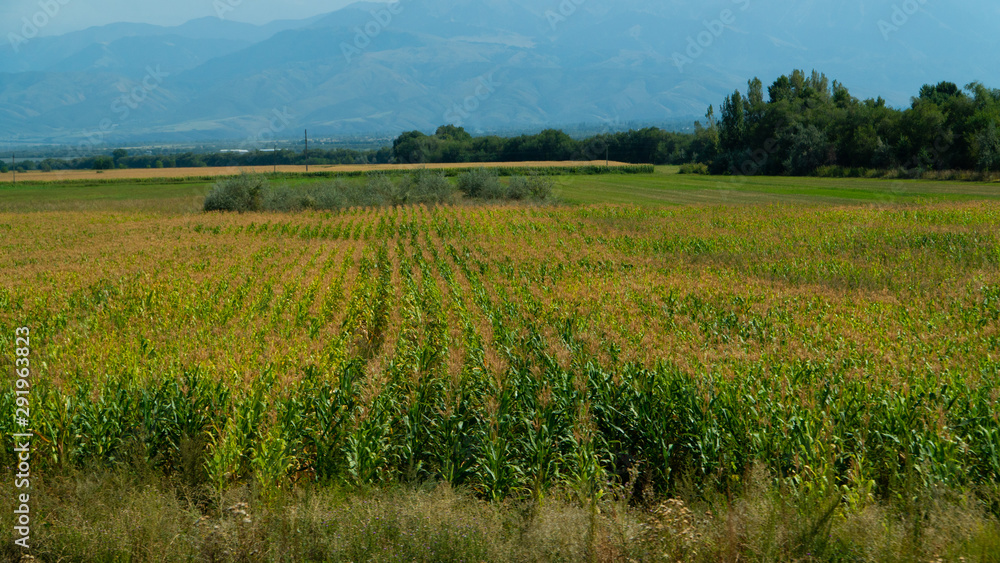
310;180;350;209
203;173;268;212
262;185;307;212
457;168;503;199
506;176;530;201
526;175;554;200
368;173;405;206
406;170;455;204
678;162;710;175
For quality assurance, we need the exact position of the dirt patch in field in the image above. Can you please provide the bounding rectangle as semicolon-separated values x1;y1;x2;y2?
0;161;631;183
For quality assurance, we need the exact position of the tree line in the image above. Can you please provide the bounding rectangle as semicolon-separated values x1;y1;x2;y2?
390;125;700;165
707;70;1000;176
394;71;1000;177
6;70;998;177
2;147;395;173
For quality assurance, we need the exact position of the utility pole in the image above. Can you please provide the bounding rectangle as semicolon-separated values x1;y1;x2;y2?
304;129;308;173
606;146;609;167
12;153;15;185
274;143;277;174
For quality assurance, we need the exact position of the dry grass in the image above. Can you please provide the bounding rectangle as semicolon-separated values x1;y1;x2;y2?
0;161;628;183
2;468;999;562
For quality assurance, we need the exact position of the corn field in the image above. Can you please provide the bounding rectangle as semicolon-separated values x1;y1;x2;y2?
2;201;1000;508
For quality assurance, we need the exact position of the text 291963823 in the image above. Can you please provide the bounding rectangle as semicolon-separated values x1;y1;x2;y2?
13;326;33;550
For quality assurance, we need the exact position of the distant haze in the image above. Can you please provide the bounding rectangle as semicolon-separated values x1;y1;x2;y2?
0;0;363;35
1;0;998;147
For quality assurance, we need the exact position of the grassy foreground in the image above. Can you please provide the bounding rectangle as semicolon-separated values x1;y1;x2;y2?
2;469;998;562
3;166;998;214
2;171;1000;561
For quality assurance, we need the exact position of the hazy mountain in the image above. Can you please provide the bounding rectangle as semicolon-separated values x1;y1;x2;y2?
0;0;997;148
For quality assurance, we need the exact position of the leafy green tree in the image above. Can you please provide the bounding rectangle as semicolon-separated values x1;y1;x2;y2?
176;153;207;168
832;81;853;109
393;131;433;164
783;124;829;175
471;136;505;162
898;100;951;169
530;129;577;161
790;69;806;97
919;82;961;106
690;106;719;164
975;121;1000;171
769;75;794;104
746;78;766;136
719;90;747;152
435;125;472;142
810;70;829;93
93;156;114;170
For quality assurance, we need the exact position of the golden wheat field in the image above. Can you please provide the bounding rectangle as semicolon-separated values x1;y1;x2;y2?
0;160;629;182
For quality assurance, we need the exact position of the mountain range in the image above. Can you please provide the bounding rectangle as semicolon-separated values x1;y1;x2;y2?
1;0;997;149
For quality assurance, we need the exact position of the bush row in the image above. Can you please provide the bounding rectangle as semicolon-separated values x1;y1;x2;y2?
203;169;555;213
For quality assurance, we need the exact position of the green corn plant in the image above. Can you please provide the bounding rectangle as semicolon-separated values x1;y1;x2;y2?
33;384;78;470
72;378;135;466
207;418;245;494
0;387;15;468
568;400;606;563
252;424;295;501
521;390;564;501
345;394;392;485
477;434;520;502
433;401;478;488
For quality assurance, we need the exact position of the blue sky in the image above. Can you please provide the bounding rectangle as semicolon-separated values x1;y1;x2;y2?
1;0;363;35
